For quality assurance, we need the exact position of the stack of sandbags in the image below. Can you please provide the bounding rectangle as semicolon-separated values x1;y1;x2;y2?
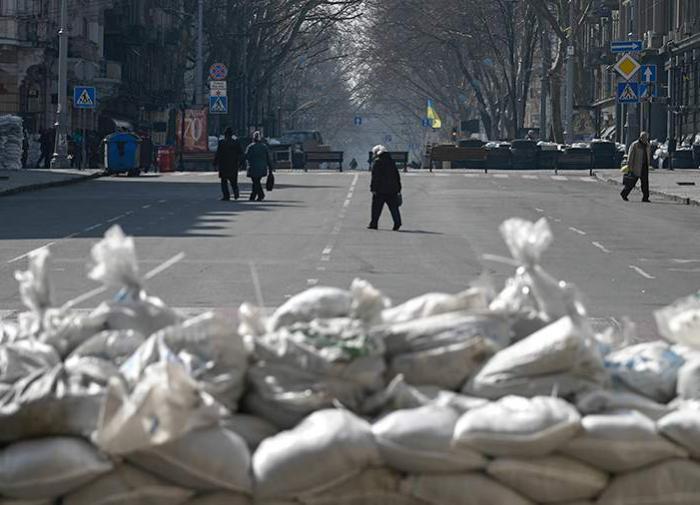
0;115;23;170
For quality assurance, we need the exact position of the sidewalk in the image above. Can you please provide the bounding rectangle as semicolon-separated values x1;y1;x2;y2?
595;168;700;206
0;168;103;197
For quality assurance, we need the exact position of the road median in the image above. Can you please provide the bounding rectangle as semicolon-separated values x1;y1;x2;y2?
0;168;104;197
594;168;700;206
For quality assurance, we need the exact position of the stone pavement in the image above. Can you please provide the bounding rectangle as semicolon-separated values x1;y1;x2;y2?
595;168;700;205
0;168;103;197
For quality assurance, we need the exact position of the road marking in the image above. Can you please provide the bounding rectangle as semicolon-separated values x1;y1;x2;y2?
307;278;319;286
142;204;152;209
83;224;103;231
551;175;568;181
343;199;351;208
522;175;539;179
7;242;56;264
248;261;265;308
317;266;326;271
629;265;655;279
144;252;186;280
669;268;700;273
322;246;333;256
535;208;544;213
158;199;167;204
492;174;509;178
569;226;587;236
580;177;596;182
321;255;331;262
671;259;700;264
106;215;124;223
592;241;611;253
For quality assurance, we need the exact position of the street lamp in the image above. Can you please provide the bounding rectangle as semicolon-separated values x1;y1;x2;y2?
50;0;69;168
178;100;187;171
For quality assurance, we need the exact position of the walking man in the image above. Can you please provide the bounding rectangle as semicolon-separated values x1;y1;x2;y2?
621;131;652;202
213;127;243;200
245;131;272;201
368;144;402;231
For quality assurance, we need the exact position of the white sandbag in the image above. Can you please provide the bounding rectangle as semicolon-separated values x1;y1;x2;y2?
222;414;279;450
128;426;252;493
64;464;192;505
122;313;248;411
400;473;534;505
561;410;688;472
268;286;352;330
381;288;489;324
298;468;404;505
597;459;700;505
657;407;700;459
350;278;390;324
93;360;225;455
453;395;581;457
486;456;608;503
677;359;700;400
183;493;251;505
0;339;60;383
68;329;145;365
604;341;684;403
373;405;485;473
576;388;673;421
466;315;607;399
252;409;381;499
655;291;700;349
0;437;112;499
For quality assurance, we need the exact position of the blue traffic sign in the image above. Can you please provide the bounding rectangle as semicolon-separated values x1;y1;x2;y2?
640;64;657;83
209;95;228;114
617;82;639;103
611;40;642;53
639;83;658;99
422;118;432;128
73;86;96;109
353;116;362;126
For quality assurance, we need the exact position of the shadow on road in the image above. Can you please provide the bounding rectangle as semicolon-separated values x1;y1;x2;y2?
397;229;444;235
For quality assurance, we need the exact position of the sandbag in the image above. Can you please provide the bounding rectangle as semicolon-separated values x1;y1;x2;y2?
128;426;252;493
677;359;700;400
68;329;145;365
655;291;700;349
576;388;673;421
597;459;700;505
604;341;684;403
0;500;54;505
465;315;607;399
381;289;489;324
63;464;192;505
93;360;224;455
183;493;252;505
222;414;279;450
400;473;534;505
122;313;248;411
252;409;381;499
268;287;352;330
561;410;687;472
453;395;581;457
657;407;700;459
298;468;403;505
486;456;608;503
0;437;112;499
372;405;485;473
0;340;60;384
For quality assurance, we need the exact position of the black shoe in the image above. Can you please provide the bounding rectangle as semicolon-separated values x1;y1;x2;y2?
642;198;650;202
620;191;628;201
392;224;401;231
249;195;256;201
367;224;378;230
257;195;265;201
220;196;230;201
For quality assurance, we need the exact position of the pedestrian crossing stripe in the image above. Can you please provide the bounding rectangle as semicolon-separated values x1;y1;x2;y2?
76;90;94;106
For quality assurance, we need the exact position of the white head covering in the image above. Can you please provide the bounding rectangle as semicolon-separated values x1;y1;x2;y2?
372;144;387;156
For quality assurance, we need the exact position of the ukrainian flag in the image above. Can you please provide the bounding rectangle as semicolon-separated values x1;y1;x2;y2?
427;99;442;129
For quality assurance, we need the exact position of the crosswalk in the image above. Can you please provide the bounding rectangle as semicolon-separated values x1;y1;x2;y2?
450;173;597;182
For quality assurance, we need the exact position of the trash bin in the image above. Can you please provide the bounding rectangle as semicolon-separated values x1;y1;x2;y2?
510;139;538;169
485;142;512;170
590;140;618;168
104;132;141;176
671;149;696;169
157;146;175;173
537;142;560;170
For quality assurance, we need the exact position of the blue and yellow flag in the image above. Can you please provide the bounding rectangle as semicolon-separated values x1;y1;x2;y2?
427;100;442;129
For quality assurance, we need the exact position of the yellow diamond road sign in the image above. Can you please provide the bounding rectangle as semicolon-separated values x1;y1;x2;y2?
615;54;641;81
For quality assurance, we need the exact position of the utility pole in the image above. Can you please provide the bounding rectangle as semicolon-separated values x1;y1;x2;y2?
540;26;550;140
565;0;575;145
51;0;69;168
194;0;204;106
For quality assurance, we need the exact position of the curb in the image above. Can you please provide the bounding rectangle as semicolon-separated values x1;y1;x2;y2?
0;171;105;197
593;171;700;206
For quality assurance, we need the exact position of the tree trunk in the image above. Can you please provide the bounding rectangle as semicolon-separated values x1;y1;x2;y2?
550;69;564;143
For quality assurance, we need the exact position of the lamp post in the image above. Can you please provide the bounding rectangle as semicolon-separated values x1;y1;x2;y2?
50;0;69;168
178;101;187;171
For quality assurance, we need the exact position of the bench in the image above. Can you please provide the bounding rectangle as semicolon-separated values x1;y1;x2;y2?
269;144;293;170
305;151;344;171
429;145;488;172
367;151;409;172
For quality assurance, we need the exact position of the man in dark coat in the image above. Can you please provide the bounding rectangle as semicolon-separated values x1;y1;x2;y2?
213;127;243;200
368;144;402;231
245;131;272;201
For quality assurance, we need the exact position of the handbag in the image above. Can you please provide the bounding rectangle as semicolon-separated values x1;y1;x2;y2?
622;172;637;186
266;171;275;191
397;193;403;207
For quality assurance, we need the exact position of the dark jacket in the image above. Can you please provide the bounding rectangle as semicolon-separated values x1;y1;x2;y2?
371;152;401;194
214;138;244;178
245;142;272;178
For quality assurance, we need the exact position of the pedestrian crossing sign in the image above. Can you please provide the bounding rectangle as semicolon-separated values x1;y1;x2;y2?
617;82;639;104
73;86;96;109
209;95;228;114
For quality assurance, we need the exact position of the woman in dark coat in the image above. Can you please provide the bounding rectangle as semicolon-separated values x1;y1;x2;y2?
245;131;272;201
213;127;243;200
368;144;402;231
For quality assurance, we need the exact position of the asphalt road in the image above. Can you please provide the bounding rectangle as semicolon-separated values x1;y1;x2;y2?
1;169;699;340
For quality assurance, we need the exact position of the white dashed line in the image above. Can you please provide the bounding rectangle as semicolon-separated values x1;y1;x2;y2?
307;279;319;286
592;241;611;253
144;252;186;280
7;242;56;264
551;175;568;181
158;199;167;204
83;224;103;231
522;175;539;180
142;204;152;209
106;215;124;223
464;174;479;178
493;174;509;179
629;265;655;280
535;208;544;213
569;227;587;236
